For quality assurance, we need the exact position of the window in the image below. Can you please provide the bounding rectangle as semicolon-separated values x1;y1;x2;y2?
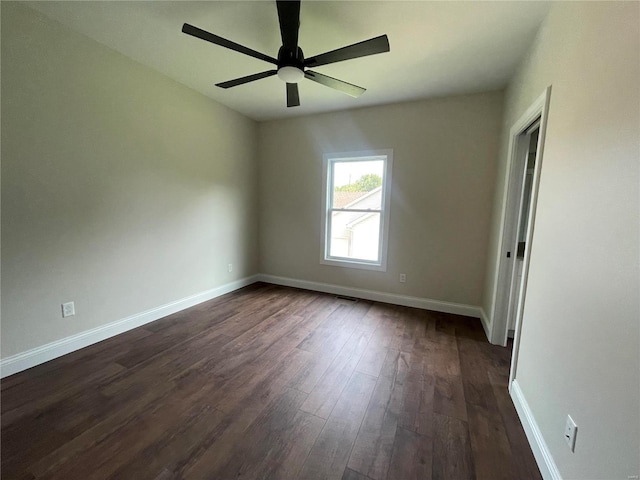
320;150;393;271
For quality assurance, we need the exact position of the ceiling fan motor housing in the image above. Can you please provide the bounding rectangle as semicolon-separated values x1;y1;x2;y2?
277;46;305;82
278;46;304;69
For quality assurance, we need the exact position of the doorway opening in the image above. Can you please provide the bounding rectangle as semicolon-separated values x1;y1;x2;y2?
489;87;551;387
506;121;539;339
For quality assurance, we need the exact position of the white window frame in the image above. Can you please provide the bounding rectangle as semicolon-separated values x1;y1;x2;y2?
320;149;393;271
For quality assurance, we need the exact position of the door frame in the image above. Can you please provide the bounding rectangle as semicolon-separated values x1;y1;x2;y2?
489;86;551;384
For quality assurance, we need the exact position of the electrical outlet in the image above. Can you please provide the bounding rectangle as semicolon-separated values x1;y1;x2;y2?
62;302;75;318
228;263;233;273
399;273;406;283
564;415;577;452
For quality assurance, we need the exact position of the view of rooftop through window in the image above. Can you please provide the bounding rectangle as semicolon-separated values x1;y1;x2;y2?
329;160;385;262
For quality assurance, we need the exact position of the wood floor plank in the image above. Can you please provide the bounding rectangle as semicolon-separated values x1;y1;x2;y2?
398;371;435;437
179;380;289;478
297;301;368;354
400;310;426;354
466;402;515;480
348;345;437;480
28;369;215;478
108;404;226;480
293;294;343;332
300;328;372;419
299;371;377;480
213;289;301;339
286;349;342;394
342;467;373;480
358;304;399;349
0;284;541;480
432;413;476;480
214;342;312;414
212;387;310;479
99;330;233;398
386;426;432;480
433;374;467;421
1;361;126;428
355;344;388;378
288;304;366;394
457;334;500;412
0;418;72;480
255;410;326;479
38;385;217;479
150;469;174;480
113;321;213;369
424;338;461;377
200;308;309;381
346;351;400;480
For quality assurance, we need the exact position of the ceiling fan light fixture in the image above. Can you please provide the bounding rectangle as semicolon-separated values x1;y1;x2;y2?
277;66;304;83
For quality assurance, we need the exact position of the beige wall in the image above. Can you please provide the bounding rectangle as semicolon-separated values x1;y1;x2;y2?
1;3;259;358
258;92;503;307
483;2;639;478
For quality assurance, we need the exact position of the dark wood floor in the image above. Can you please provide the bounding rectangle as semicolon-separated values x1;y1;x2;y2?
1;283;541;480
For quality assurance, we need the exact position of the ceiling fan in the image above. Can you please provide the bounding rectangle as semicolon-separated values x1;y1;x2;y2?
182;0;390;107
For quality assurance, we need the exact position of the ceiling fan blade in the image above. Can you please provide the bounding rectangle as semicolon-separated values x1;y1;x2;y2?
182;23;278;65
216;70;278;89
304;71;365;98
276;0;301;51
304;35;390;68
286;83;300;107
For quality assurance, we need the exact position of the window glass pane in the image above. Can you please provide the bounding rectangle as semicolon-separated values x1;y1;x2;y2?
329;211;380;261
332;160;384;210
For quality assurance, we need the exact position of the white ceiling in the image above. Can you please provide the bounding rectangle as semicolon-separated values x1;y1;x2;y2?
27;1;550;121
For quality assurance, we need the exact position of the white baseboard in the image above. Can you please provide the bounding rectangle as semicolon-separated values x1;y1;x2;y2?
0;275;260;378
510;379;562;480
479;307;491;342
257;273;483;320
